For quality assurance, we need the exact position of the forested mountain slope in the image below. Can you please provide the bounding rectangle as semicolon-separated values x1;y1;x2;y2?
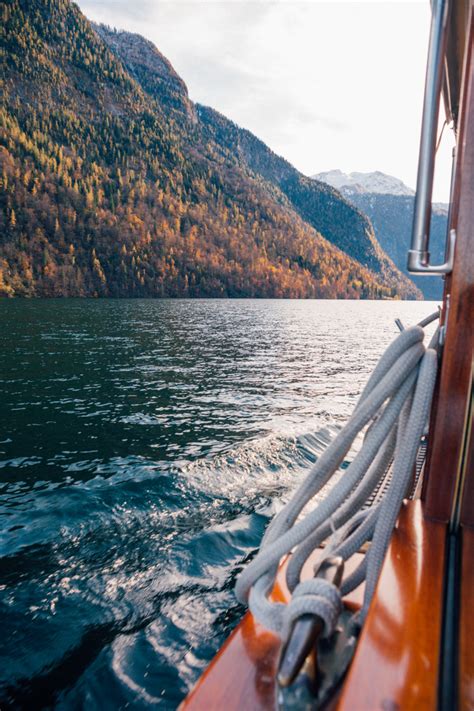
0;0;420;299
195;105;411;293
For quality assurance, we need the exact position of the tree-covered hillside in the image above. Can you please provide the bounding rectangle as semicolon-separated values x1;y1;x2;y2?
0;0;421;299
195;105;412;293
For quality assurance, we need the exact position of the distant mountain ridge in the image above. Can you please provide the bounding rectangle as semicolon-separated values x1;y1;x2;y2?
313;169;448;214
313;170;415;197
313;170;447;299
0;0;419;299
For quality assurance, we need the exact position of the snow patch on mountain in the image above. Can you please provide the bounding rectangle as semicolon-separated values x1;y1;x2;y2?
312;170;415;197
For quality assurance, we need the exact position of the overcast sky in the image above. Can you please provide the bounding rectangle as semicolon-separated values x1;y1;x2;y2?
77;0;454;201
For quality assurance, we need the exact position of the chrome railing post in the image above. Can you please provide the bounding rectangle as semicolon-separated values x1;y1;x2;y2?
407;0;455;275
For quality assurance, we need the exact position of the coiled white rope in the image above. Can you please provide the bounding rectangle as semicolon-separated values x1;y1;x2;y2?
235;312;439;641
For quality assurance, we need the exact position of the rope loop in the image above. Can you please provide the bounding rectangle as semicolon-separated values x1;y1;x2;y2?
283;577;342;640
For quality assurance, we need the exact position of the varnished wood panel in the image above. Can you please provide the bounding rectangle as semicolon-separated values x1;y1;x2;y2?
336;501;446;711
423;15;474;522
180;573;287;711
180;610;280;711
459;526;474;711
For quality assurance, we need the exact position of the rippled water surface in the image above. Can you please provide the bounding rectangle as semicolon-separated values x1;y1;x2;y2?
0;299;437;709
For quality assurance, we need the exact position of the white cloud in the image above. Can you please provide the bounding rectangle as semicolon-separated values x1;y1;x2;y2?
77;0;454;201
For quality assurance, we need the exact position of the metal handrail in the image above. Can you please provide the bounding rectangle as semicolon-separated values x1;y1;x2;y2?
407;0;455;275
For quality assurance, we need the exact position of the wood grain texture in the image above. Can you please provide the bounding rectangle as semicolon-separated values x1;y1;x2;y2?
459;526;474;711
423;14;474;522
180;610;280;711
336;501;446;711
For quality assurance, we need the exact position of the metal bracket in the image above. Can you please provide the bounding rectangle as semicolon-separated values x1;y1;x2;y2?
277;609;357;710
407;228;456;275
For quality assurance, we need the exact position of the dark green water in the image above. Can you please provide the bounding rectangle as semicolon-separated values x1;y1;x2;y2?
0;299;436;709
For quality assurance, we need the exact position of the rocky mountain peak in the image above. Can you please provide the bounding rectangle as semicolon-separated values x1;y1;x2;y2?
313;170;415;197
93;24;197;122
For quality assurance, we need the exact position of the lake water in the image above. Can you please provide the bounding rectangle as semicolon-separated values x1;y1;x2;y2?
0;299;438;709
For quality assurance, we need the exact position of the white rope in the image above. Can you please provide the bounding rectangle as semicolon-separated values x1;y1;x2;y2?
235;312;439;640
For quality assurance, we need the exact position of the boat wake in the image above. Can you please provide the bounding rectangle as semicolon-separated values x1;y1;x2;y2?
0;425;341;709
